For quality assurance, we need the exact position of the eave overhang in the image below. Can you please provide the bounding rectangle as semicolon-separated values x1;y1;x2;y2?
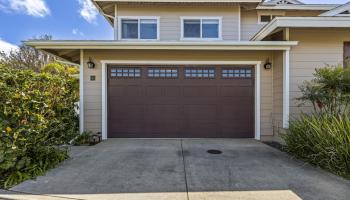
93;0;262;26
25;40;298;64
256;4;339;11
251;17;350;41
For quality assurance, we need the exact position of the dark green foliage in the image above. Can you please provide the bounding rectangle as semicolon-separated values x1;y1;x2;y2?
71;131;94;146
297;66;350;115
284;65;350;179
0;64;79;188
283;114;350;179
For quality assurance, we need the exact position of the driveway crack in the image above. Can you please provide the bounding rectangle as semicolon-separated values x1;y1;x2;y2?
180;139;190;200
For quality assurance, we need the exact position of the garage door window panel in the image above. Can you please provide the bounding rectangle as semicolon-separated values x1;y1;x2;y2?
185;68;215;78
148;68;178;78
110;67;141;78
222;68;252;78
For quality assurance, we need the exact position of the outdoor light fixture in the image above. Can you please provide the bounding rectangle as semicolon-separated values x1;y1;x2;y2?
87;58;95;69
264;59;272;70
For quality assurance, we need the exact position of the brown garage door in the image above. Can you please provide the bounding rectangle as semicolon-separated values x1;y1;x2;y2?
107;65;254;138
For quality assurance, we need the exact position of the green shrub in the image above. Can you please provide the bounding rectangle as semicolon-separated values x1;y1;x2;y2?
283;65;350;179
297;66;350;115
0;65;79;188
283;114;350;179
71;131;93;146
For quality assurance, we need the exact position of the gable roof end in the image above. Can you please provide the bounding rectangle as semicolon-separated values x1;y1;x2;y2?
262;0;304;5
319;2;350;16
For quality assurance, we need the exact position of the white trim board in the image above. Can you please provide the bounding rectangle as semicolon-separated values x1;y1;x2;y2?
101;60;262;140
256;4;339;11
79;50;84;133
251;17;350;41
319;2;350;17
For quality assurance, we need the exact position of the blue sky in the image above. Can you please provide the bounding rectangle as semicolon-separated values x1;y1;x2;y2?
0;0;348;53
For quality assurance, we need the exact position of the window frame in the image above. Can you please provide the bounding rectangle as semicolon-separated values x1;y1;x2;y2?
180;16;222;40
257;12;285;24
118;16;160;41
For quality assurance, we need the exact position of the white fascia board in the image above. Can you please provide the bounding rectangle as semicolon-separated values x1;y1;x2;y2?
256;4;339;11
25;40;298;51
94;0;262;3
252;17;350;41
319;2;350;17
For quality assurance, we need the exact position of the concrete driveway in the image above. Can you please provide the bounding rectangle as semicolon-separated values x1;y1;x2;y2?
2;139;350;200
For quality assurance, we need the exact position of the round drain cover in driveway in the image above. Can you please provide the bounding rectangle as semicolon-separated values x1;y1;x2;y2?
207;149;222;154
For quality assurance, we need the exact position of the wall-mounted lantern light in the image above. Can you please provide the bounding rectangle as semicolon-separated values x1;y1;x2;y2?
264;59;272;70
87;57;95;69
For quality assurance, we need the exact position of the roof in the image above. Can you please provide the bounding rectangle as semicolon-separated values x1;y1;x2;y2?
319;2;350;16
25;40;298;64
256;4;339;11
251;17;350;41
93;0;261;2
262;0;304;5
93;0;263;25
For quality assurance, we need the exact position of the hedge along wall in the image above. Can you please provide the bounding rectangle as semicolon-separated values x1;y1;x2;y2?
0;64;79;188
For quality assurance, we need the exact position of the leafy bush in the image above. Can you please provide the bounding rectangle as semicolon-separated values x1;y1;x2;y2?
283;114;350;179
283;65;350;179
0;64;79;188
71;131;93;146
297;66;350;115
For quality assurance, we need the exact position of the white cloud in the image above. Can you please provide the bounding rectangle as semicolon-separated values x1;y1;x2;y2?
78;0;98;24
0;38;18;54
72;28;85;36
0;0;50;17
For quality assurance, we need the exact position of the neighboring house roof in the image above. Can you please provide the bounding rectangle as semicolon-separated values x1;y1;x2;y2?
319;2;350;17
262;0;303;5
251;17;350;41
25;40;298;64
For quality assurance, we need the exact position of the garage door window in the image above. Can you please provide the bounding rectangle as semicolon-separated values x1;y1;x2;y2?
185;68;215;78
110;68;141;78
148;68;178;78
222;68;252;78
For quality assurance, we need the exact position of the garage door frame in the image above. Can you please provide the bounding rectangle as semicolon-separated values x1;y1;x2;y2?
101;60;262;140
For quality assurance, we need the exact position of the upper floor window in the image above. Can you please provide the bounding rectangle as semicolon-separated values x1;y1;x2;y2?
258;11;285;24
181;17;222;40
259;15;283;23
119;17;159;40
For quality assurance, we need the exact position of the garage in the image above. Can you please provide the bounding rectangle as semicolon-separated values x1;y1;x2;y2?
107;65;254;138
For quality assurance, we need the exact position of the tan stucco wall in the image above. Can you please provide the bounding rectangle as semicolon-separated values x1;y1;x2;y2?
289;28;350;116
117;4;240;41
83;50;275;137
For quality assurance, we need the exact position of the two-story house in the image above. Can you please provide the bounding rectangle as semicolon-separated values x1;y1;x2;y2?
26;0;350;141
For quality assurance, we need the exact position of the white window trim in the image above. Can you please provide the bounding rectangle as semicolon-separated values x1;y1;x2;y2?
180;16;223;41
118;16;160;41
257;11;285;24
101;60;262;140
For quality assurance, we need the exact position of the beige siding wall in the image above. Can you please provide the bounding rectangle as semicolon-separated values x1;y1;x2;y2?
240;9;322;41
272;51;283;136
289;28;350;116
83;50;274;137
240;10;264;41
117;4;239;41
